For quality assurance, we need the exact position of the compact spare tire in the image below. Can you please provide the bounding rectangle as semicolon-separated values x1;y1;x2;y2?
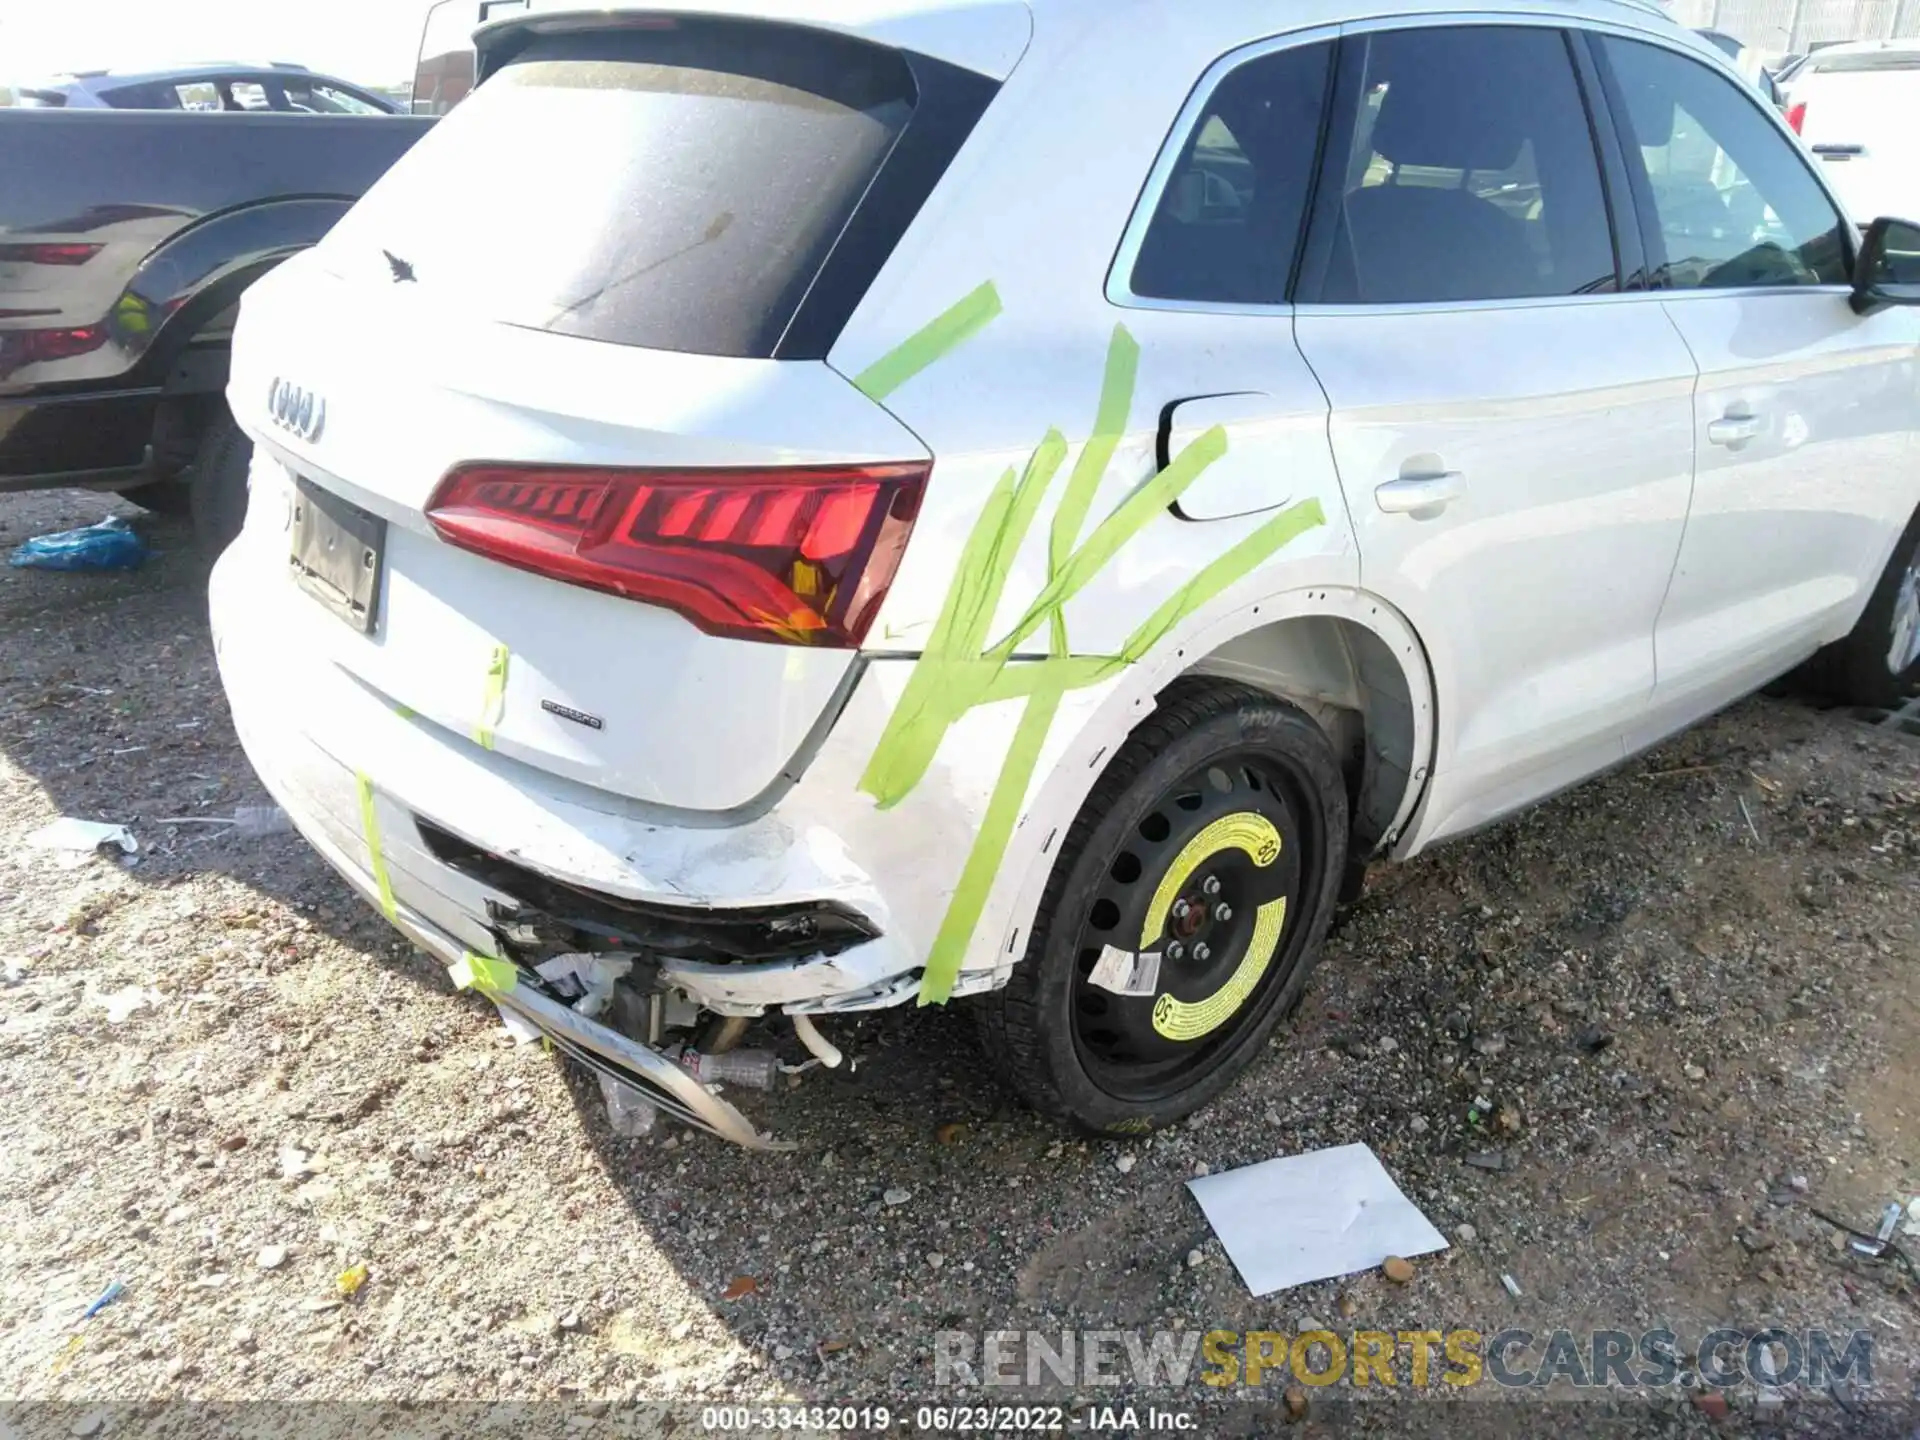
976;681;1348;1135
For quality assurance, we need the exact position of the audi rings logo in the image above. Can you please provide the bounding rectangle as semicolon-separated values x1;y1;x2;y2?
266;377;325;443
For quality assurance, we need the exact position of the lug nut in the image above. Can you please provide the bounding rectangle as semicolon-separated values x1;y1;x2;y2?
1202;876;1222;897
1215;903;1233;923
1193;943;1211;963
1166;942;1186;963
1172;899;1191;922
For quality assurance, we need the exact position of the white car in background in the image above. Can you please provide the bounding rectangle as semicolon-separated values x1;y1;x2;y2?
210;0;1920;1149
1783;39;1920;221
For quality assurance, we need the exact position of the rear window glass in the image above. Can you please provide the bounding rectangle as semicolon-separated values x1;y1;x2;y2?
321;21;917;358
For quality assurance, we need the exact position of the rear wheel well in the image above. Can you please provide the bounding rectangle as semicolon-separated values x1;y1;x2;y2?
1170;615;1420;860
143;257;285;478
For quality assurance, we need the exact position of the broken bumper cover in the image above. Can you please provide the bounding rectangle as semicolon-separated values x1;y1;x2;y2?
258;794;791;1149
207;539;963;1020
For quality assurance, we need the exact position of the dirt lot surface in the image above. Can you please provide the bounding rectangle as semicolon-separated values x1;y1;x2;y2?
3;489;1920;1437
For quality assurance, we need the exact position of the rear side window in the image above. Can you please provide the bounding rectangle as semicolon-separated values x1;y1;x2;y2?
1318;26;1619;304
324;19;989;358
1598;37;1849;289
1129;42;1334;305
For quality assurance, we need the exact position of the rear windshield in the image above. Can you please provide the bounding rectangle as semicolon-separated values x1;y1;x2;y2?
320;20;924;358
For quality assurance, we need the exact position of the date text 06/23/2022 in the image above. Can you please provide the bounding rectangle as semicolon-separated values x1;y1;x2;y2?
698;1406;1198;1433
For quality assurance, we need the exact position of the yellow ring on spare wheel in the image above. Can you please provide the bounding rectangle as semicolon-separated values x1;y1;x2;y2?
1139;811;1288;1043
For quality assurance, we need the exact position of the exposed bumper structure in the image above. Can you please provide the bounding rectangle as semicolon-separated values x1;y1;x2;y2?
272;791;787;1149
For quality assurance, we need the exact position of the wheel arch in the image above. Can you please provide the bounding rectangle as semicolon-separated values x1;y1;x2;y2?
1183;609;1429;861
122;197;356;395
968;585;1437;990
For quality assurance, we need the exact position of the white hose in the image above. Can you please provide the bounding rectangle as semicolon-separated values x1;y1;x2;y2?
790;1012;844;1069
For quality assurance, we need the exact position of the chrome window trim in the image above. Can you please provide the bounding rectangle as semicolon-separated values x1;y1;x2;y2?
1105;9;1856;318
1295;285;1854;321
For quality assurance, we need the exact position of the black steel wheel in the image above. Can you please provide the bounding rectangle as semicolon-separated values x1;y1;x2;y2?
976;680;1348;1136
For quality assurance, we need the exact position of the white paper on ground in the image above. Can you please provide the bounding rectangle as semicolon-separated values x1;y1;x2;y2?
1187;1142;1448;1296
27;817;137;854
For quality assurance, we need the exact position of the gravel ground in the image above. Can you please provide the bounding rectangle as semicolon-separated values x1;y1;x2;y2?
3;488;1919;1436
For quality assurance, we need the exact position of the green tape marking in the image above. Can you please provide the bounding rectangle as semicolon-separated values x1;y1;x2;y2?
1047;325;1139;656
852;281;1002;402
354;771;397;922
450;950;518;997
473;644;510;751
858;317;1329;1005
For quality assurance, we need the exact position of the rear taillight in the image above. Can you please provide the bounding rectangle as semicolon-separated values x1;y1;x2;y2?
425;462;929;647
0;243;103;266
1787;101;1807;133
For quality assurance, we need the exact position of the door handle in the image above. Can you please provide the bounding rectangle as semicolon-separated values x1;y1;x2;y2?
1375;471;1463;515
1707;411;1762;448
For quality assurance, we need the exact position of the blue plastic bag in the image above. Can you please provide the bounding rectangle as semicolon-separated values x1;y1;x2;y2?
8;516;148;572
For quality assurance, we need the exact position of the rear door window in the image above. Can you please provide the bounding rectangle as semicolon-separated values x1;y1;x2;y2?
1315;26;1619;304
327;18;988;359
99;81;186;109
1127;41;1335;305
284;79;388;114
224;80;275;111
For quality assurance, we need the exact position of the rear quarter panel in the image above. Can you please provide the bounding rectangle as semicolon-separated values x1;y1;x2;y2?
824;0;1381;990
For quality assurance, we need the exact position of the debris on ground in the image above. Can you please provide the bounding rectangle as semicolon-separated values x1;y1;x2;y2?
80;1281;123;1320
91;986;158;1024
598;1072;658;1137
1812;1199;1917;1272
154;805;293;838
8;515;146;571
1187;1143;1446;1295
25;817;135;855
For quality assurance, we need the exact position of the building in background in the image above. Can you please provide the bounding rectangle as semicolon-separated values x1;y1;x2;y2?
1667;0;1920;61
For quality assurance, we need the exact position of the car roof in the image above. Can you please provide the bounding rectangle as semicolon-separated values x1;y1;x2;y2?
1797;37;1920;61
477;0;1683;81
44;62;349;91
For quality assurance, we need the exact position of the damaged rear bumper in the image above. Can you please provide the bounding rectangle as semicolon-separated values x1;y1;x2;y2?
208;530;958;1020
274;790;791;1149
